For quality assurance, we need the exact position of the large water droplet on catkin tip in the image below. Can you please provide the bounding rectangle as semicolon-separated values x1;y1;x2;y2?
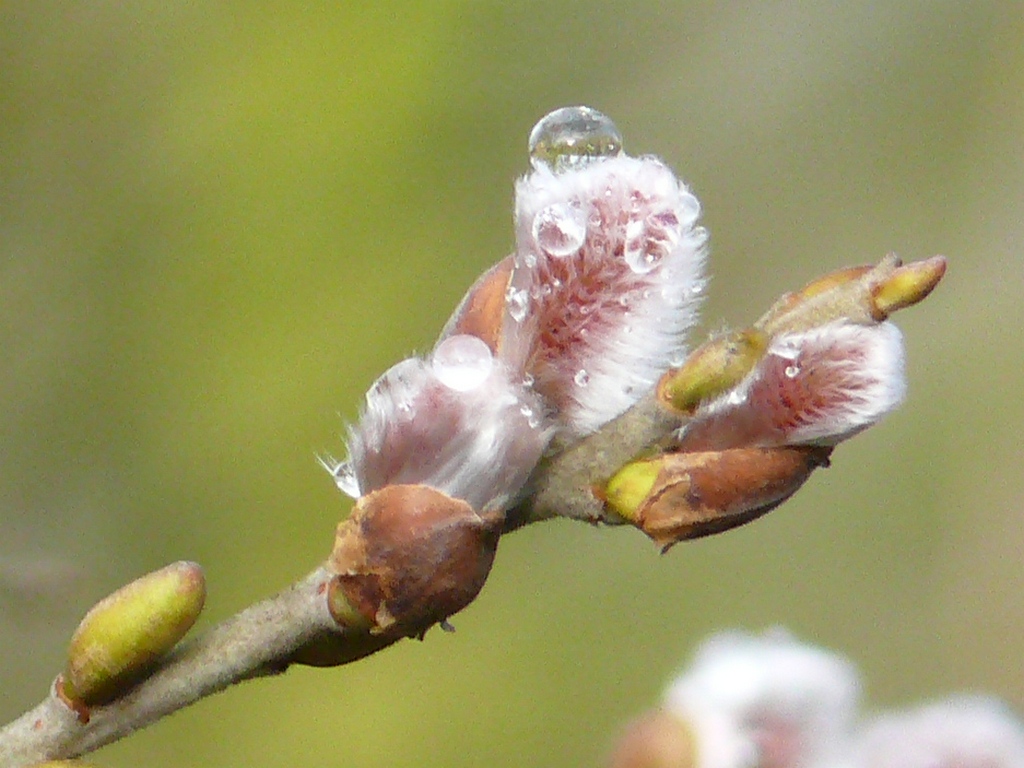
432;334;494;392
532;202;587;257
528;106;623;173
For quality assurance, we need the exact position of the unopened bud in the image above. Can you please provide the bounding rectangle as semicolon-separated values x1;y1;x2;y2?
757;254;945;336
608;709;697;768
438;255;515;353
328;484;501;637
656;329;768;414
62;561;205;707
870;255;947;320
604;447;830;549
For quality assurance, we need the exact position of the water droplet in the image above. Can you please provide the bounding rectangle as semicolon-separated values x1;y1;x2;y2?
678;192;701;225
668;348;688;368
522;372;535;387
785;365;801;379
726;390;746;406
574;369;590;387
773;338;801;361
432;334;494;392
532;202;587;257
520;403;541;429
528;106;623;172
327;459;360;499
624;238;664;274
624;211;682;274
506;286;530;322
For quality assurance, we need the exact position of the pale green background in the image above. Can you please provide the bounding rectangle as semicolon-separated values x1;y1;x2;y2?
2;3;1022;767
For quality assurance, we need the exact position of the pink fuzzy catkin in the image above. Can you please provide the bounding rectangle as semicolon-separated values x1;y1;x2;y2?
678;322;906;451
324;335;551;512
332;110;710;509
503;153;708;438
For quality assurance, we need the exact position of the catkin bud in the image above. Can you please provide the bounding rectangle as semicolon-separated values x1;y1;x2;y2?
327;484;501;638
325;338;551;512
664;630;861;768
853;696;1024;768
62;561;205;708
604;446;830;549
500;107;708;437
678;322;906;451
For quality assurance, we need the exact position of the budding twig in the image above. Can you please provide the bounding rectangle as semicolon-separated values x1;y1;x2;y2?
0;106;947;766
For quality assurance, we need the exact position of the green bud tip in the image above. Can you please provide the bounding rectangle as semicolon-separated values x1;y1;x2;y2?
605;458;663;523
871;255;947;319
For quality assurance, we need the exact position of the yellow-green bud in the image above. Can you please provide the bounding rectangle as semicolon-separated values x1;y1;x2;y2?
656;329;768;414
870;255;947;319
62;561;206;706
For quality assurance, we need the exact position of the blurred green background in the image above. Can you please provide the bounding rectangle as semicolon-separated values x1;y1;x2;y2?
2;2;1022;766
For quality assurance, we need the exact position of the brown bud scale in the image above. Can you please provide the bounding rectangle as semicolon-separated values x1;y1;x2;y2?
328;484;501;638
636;446;831;550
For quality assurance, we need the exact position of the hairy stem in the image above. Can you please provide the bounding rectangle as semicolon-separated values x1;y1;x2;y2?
507;393;684;529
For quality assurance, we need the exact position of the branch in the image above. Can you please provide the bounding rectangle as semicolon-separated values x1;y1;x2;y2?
0;568;348;765
0;104;948;766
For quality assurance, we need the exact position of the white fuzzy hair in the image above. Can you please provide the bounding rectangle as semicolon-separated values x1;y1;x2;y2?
682;321;907;450
504;154;708;437
853;696;1024;768
665;629;861;768
331;342;552;512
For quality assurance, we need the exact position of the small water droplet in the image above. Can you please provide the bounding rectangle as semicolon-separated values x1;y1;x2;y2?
726;390;745;406
773;339;801;361
432;334;494;392
785;365;801;379
668;348;688;368
520;403;541;429
574;369;590;387
528;106;623;172
506;286;530;322
624;239;664;274
329;459;360;498
532;202;587;257
678;192;701;225
522;372;535;387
